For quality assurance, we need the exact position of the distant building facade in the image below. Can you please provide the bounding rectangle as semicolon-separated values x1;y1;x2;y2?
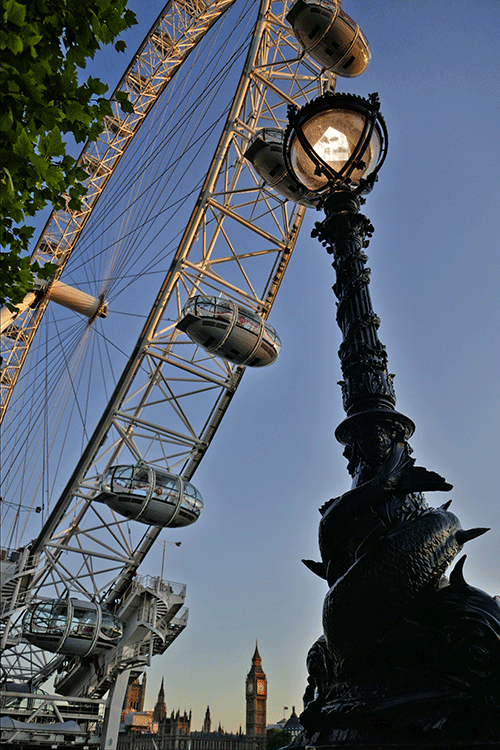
118;709;245;750
190;729;246;750
283;707;303;738
202;706;211;733
121;672;147;722
122;710;156;735
117;646;267;750
157;708;192;749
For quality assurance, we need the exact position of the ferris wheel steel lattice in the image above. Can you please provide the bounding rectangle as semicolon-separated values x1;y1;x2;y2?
0;0;336;734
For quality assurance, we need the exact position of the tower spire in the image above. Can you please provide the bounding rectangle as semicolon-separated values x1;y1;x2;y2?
253;640;261;663
203;706;211;733
153;677;166;723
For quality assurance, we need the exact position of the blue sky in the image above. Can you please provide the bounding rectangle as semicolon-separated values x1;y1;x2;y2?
9;0;500;733
108;0;499;730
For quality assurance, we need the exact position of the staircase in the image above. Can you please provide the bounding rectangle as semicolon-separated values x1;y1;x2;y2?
0;547;40;656
0;547;40;619
135;576;188;655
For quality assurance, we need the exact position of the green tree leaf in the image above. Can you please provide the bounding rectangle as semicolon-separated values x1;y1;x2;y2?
4;0;26;27
12;127;33;158
115;90;134;114
7;32;23;54
45;127;65;158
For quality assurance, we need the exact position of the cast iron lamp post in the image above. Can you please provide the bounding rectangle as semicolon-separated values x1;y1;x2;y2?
281;91;500;747
284;91;415;462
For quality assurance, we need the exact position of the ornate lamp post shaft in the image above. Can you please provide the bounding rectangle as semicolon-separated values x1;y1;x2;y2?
313;192;415;473
314;193;395;418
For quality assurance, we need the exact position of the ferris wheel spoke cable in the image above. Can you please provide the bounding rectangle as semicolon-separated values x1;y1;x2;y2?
2;319;87;479
88;325;140;375
52;319;92;440
104;2;255;230
5;356;81;479
63;108;223;291
10;362;87;529
67;52;245;289
81;325;100;434
93;328;114;406
3;322;92;499
104;35;252;238
70;15;253;270
64;93;231;294
8;309;111;437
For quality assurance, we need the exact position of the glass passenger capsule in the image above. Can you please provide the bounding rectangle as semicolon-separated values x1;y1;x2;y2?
176;296;281;367
22;599;122;657
96;465;204;527
286;0;371;78
244;129;317;206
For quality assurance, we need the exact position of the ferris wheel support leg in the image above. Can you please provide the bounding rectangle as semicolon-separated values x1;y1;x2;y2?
100;668;131;750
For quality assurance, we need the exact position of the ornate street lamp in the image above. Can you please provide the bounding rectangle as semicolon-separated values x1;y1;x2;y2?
284;91;415;450
280;92;500;747
284;91;386;196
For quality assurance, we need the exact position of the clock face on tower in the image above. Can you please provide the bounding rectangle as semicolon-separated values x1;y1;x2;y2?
256;680;266;695
246;681;254;694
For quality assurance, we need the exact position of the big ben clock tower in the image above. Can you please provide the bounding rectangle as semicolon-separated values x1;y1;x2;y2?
245;643;267;750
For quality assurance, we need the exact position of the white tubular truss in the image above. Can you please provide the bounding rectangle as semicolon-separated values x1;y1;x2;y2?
1;0;333;695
